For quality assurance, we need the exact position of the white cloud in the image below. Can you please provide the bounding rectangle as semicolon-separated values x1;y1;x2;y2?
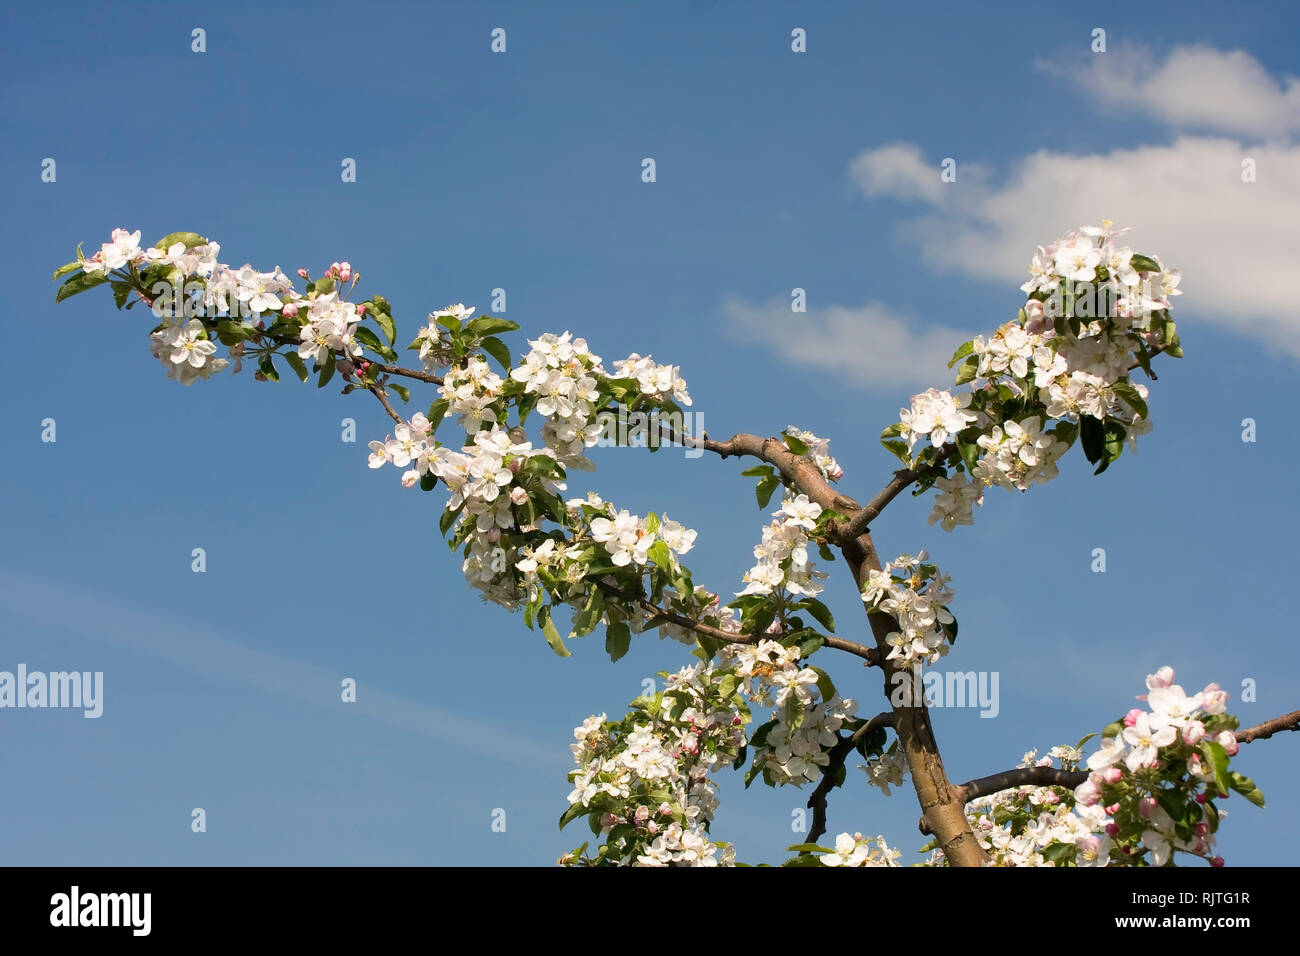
849;136;1300;355
849;142;951;204
722;296;969;391
1044;44;1300;139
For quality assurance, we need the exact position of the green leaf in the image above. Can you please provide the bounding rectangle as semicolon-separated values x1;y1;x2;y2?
389;383;410;404
538;606;572;658
948;340;974;368
1040;842;1076;864
439;503;464;537
785;843;831;854
1129;253;1162;274
717;674;739;699
647;540;672;573
354;326;386;354
604;621;631;662
740;464;774;478
283;351;309;382
797;633;825;657
782;432;810;455
317;352;336;388
52;260;81;281
427;397;450;431
154;232;207;251
258;354;279;383
1112;381;1148;419
558;801;587;831
435;314;462;333
755;474;780;509
1079;415;1104;466
1228;771;1265;807
808;666;836;703
953;354;979;385
374;311;396;344
479;335;512;371
467;316;520;337
55;271;110;303
796;598;835;633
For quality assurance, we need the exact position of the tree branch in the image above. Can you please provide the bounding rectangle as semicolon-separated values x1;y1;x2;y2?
917;707;1300;834
369;386;403;424
592;580;880;666
1236;709;1300;744
806;712;894;845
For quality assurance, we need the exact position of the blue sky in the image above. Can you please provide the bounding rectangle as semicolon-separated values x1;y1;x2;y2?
1;0;1298;865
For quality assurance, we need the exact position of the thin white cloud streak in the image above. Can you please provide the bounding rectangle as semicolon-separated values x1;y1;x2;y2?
0;566;555;770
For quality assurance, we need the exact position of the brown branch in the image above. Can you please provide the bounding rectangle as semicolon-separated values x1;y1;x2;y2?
1236;709;1300;744
367;361;443;385
592;580;880;665
918;707;1300;834
806;712;895;845
369;386;403;424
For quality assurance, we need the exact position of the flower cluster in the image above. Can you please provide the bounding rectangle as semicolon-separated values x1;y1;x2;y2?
784;426;844;482
944;668;1252;867
721;640;858;786
738;495;828;599
860;552;956;668
883;222;1181;532
611;353;692;407
818;832;901;867
560;658;745;866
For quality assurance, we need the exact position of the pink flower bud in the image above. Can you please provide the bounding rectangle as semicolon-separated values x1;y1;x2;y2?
1182;720;1205;745
509;486;528;506
1217;731;1239;757
633;805;650;826
1196;792;1207;804
646;821;660;835
508;458;523;474
600;812;618;828
337;262;352;282
1138;796;1157;819
1201;684;1228;715
1105;803;1121;815
1105;823;1120;837
282;302;299;317
400;470;418;489
296;268;309;279
1148;666;1175;690
1124;708;1143;728
1102;767;1123;785
1211;856;1224;867
1075;779;1101;806
485;526;501;544
658;802;673;817
356;303;367;316
1194;822;1208;837
329;262;341;276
